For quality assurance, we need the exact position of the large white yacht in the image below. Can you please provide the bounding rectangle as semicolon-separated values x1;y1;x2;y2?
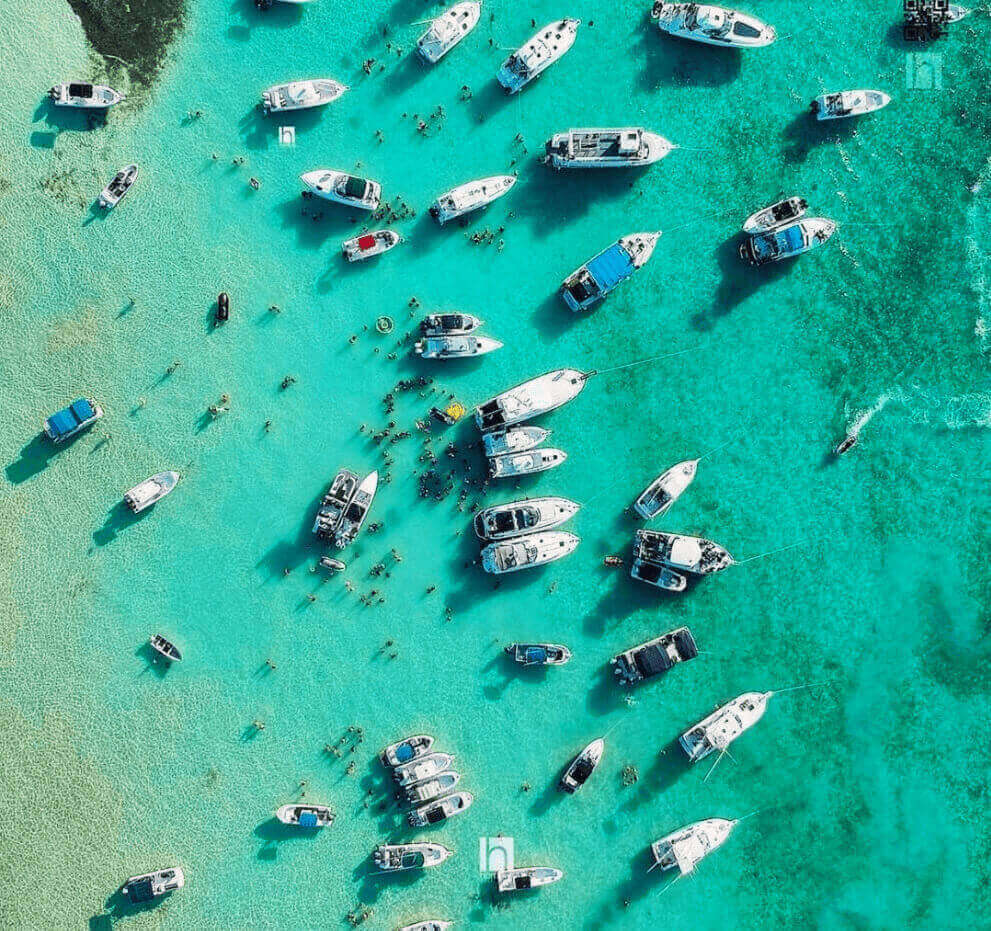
679;691;773;761
651;3;775;47
473;496;579;540
543;127;673;169
496;19;580;93
481;531;579;574
300;170;381;209
649;818;737;874
475;368;590;431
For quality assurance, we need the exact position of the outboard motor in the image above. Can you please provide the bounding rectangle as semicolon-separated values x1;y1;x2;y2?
216;292;230;324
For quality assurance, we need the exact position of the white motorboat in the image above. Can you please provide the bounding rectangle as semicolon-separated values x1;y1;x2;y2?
651;3;775;47
149;634;182;662
420;312;483;336
415;335;503;359
495;866;563;892
341;230;401;262
403;771;461;805
811;89;891;121
313;468;359;539
482;426;549;457
611;627;698;685
543;127;673;169
124;471;180;514
650;818;736;874
407;791;473;827
262;79;346;113
475;368;590;431
98;164;138;208
276;803;334;827
334;470;377;548
560;232;661;312
473;496;579;541
393;752;456;787
633;459;698;519
505;642;572;666
373;843;452;871
497;19;580;93
481;531;579;574
418;1;481;63
634;529;734;574
559;738;605;793
630;559;688;591
679;691;773;762
947;4;971;22
301;169;381;210
381;734;435;768
429;175;516;224
49;82;124;108
739;218;836;266
121;868;184;903
400;922;453;931
488;447;567;479
742;197;808;235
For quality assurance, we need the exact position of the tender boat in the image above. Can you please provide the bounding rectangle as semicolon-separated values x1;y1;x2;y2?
43;398;103;443
481;531;580;574
505;642;572;666
488;448;566;479
121;868;184;903
216;292;230;323
313;468;359;539
634;529;735;574
559;738;605;793
611;627;698;685
415;335;503;359
98;164;138;208
407;791;473;827
650;818;736;874
633;460;698;519
333;470;377;548
276;803;334;827
630;560;688;591
420;312;483;336
373;843;452;871
381;734;435;768
739;218;836;266
319;556;346;572
834;433;857;455
560;233;661;312
149;634;182;663
475;368;591;431
679;691;773;762
342;230;401;262
473;496;579;541
399;922;453;931
49;82;124;108
543;127;673;169
262;79;346;113
811;90;891;121
497;19;580;93
650;3;775;47
947;4;971;22
418;1;481;63
124;471;179;513
495;866;563;892
301;170;381;210
482;426;549;457
393;751;456;787
429;175;516;225
403;771;461;805
742;197;807;235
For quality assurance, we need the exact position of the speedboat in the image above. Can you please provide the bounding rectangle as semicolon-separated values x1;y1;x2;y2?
811;90;891;121
497;19;581;93
414;335;503;359
341;230;401;262
650;818;736;874
650;3;775;47
407;791;473;827
300;169;381;210
739;218;836;266
947;4;972;22
420;312;483;336
400;923;453;931
560;232;661;312
334;470;377;548
475;368;590;431
381;734;435;767
312;468;359;539
49;82;124;108
393;751;456;787
473;496;579;541
630;559;688;591
633;460;698;519
43;398;103;443
488;448;567;479
121;868;184;903
543;127;673;169
742;197;807;235
559;738;604;793
482;426;549;457
429;175;516;224
373;843;452;871
124;471;179;513
505;642;572;666
834;433;857;455
611;627;698;685
149;634;182;663
634;529;735;574
98;164;138;208
418;1;481;63
403;771;461;805
276;803;334;827
495;866;563;892
481;531;580;574
679;691;773;762
262;79;346;113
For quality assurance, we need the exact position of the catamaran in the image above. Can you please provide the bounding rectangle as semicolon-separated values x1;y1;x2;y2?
650;3;775;47
679;691;773;762
633;459;698;519
649;818;737;874
739;218;836;266
560;233;661;312
49;82;124;108
418;1;481;63
261;79;346;113
543;127;673;169
634;529;735;574
481;531;579;574
488;448;567;479
611;627;698;685
497;19;580;93
333;470;377;548
429;175;516;224
473;496;579;540
475;368;591;431
811;90;891;121
300;169;381;209
559;738;605;793
312;468;358;539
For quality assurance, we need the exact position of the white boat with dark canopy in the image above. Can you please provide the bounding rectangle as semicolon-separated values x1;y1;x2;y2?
374;843;452;871
149;633;182;662
543;127;673;169
473;496;579;541
125;471;179;513
301;169;381;209
415;335;503;359
407;791;473;827
393;751;456;787
49;82;124;108
262;79;346;113
334;470;377;548
634;529;735;574
742;197;807;235
400;922;453;931
739;218;835;266
421;312;483;336
634;459;698;519
650;818;736;874
495;866;563;892
121;868;184;903
560;233;661;312
611;627;698;685
418;1;481;63
651;3;775;47
313;468;358;539
559;738;605;793
276;803;334;827
475;368;590;431
679;691;773;762
630;559;688;591
811;90;891;121
342;230;401;262
488;447;567;479
505;642;572;666
482;426;549;457
381;734;435;767
403;771;461;805
497;19;580;93
98;164;138;208
429;175;516;224
481;531;579;574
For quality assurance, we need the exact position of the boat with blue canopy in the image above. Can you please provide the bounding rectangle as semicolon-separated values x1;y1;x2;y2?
505;642;572;666
276;803;334;827
43;397;103;443
739;217;835;266
560;232;661;311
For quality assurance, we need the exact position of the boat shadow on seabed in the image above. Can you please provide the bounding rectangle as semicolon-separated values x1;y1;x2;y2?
92;500;152;547
635;11;742;91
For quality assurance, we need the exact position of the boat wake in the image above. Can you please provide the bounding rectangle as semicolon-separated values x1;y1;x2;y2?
845;387;991;438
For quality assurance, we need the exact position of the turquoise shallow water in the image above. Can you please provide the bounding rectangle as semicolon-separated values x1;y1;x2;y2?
1;0;990;928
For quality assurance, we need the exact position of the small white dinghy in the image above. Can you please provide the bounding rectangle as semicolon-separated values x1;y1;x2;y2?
49;82;124;108
262;79;346;113
407;791;473;827
429;175;516;224
651;3;775;47
418;1;481;63
475;368;591;431
149;633;182;662
393;751;456;787
276;803;334;827
630;559;688;592
301;169;381;209
481;531;579;574
381;734;435;767
679;691;773;762
497;19;581;93
121;868;184;903
403;771;461;805
559;738;605;793
543;127;673;169
98;164;138;209
420;312;483;336
742;197;807;235
374;843;452;871
482;426;550;457
415;335;503;359
811;90;891;121
633;459;698;519
650;818;737;874
473;496;579;540
488;448;567;479
495;866;563;892
124;471;180;514
342;230;401;262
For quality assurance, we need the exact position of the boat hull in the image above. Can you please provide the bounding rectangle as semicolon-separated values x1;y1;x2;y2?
497;19;580;93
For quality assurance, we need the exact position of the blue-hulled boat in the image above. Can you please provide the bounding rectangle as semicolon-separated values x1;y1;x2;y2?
43;397;103;443
560;232;661;311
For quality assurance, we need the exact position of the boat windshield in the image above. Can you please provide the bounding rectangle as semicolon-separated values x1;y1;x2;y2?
492;512;519;533
69;83;93;97
341;176;369;200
